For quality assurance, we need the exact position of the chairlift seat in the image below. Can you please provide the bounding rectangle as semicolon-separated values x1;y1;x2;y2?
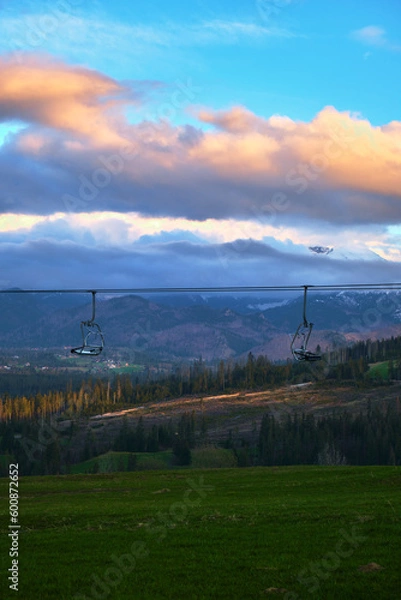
292;348;322;362
71;345;103;356
71;311;104;356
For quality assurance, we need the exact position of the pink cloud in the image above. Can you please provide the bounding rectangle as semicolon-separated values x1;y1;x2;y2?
198;106;262;133
193;105;401;198
0;56;400;226
0;54;135;146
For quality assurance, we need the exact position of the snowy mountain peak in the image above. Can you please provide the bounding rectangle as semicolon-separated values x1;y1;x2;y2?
308;245;385;261
309;246;333;255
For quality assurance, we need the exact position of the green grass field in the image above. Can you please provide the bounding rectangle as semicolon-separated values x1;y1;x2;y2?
367;361;390;380
111;365;144;375
1;466;400;599
70;450;175;473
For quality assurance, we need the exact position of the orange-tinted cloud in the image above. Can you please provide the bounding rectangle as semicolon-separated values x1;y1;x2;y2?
0;56;400;227
0;54;134;146
193;105;401;197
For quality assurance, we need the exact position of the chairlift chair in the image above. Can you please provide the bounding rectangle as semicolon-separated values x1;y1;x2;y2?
71;291;104;356
291;286;321;362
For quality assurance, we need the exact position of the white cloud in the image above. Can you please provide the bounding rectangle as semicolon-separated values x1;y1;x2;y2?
1;233;399;290
0;211;397;269
352;26;386;46
351;25;401;52
200;19;295;40
0;12;297;63
1;56;401;288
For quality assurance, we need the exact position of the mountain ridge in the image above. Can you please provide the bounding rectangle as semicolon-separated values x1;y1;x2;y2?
0;290;400;361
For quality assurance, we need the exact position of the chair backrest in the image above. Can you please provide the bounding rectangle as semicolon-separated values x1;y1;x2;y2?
291;321;321;362
71;320;104;356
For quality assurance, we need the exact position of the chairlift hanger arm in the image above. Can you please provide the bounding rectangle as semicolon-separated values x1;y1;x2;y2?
90;291;96;323
291;285;321;362
302;285;308;325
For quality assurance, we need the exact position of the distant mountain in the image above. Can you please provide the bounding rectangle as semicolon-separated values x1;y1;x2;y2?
263;291;401;330
142;292;291;315
0;289;400;361
0;294;282;361
308;245;384;261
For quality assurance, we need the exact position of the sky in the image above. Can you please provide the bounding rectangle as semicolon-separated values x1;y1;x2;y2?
0;0;400;289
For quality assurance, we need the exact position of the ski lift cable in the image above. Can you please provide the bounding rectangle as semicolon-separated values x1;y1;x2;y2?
2;283;400;360
1;282;401;294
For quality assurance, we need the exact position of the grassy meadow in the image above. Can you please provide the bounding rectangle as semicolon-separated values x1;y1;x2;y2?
1;465;400;599
70;448;238;474
367;361;391;381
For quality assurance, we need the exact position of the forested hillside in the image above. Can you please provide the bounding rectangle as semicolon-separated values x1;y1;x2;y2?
2;333;401;475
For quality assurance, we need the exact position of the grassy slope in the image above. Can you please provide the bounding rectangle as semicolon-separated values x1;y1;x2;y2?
1;466;400;599
367;361;389;379
70;448;238;474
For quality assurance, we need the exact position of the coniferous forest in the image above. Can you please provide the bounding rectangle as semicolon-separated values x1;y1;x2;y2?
1;334;401;476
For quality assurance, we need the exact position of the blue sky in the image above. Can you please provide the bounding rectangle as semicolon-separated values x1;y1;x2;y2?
2;0;399;124
0;0;400;288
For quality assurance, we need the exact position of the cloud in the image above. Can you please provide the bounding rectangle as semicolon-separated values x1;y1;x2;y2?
137;230;206;245
0;207;397;288
199;19;295;41
0;11;297;65
189;105;401;223
198;105;264;133
351;26;401;52
0;54;141;146
0;211;394;263
198;106;297;134
0;56;400;231
0;217;94;245
352;25;386;46
1;236;398;290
